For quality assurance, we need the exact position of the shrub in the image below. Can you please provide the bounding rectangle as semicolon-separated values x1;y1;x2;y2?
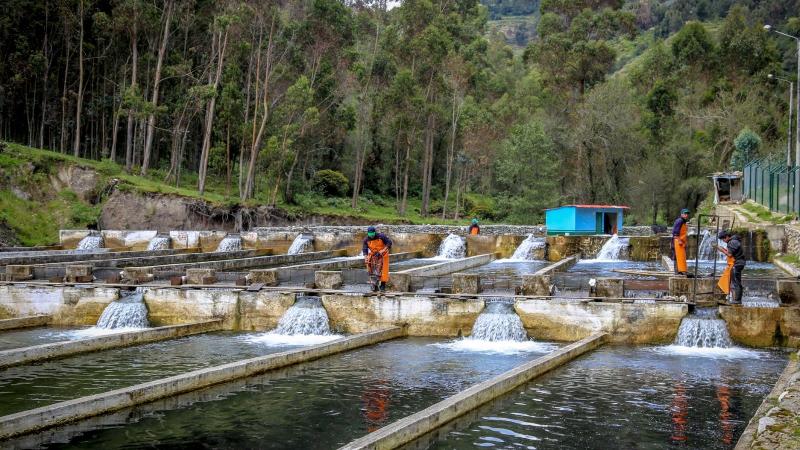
313;170;349;197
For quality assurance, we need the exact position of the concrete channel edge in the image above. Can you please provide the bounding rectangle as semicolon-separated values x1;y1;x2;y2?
0;326;406;440
339;331;608;450
0;320;224;369
0;315;50;331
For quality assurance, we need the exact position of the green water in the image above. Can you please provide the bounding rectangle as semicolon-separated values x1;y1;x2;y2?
0;327;88;351
16;337;557;449
0;332;298;416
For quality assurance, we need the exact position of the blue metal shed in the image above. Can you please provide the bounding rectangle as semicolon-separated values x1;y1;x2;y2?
545;205;629;236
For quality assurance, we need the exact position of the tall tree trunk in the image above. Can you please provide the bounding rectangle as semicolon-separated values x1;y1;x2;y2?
39;2;51;150
442;90;461;219
72;0;85;157
125;22;138;172
141;1;174;175
60;30;71;154
198;28;229;194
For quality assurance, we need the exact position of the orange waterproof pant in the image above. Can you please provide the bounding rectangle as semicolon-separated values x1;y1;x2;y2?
717;256;735;295
366;238;390;282
673;238;688;273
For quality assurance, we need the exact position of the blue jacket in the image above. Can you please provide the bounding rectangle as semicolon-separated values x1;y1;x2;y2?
362;233;392;255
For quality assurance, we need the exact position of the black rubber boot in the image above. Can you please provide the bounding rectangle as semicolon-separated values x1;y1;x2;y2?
379;282;386;292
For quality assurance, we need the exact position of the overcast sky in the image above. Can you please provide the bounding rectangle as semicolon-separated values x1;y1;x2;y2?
387;1;401;10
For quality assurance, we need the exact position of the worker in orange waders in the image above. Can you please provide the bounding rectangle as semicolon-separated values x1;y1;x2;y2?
671;209;690;275
363;226;392;292
468;218;480;235
714;230;745;305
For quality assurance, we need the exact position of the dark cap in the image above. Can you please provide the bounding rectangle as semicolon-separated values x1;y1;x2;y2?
681;208;690;215
367;226;376;233
717;230;730;239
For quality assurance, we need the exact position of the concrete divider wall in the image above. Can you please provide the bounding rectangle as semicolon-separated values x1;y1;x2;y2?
0;315;50;331
0;327;405;440
466;235;527;259
34;249;252;270
339;332;608;450
533;255;579;276
0;286;119;324
0;248;194;268
322;294;485;336
141;250;334;274
515;299;688;344
0;320;223;368
720;306;800;348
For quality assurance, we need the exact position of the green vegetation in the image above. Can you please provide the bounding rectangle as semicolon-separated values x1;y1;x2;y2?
740;201;793;224
0;0;798;235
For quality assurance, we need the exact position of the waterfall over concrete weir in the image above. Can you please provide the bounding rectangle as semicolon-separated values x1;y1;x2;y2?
96;289;149;329
511;235;545;261
287;234;314;255
273;296;332;336
76;234;104;250
215;235;242;253
595;234;629;260
147;236;171;251
674;309;732;348
698;230;726;261
469;301;527;342
436;234;466;259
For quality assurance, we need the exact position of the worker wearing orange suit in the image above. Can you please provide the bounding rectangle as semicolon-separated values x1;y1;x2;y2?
671;209;689;275
715;230;745;305
363;226;392;292
468;218;480;235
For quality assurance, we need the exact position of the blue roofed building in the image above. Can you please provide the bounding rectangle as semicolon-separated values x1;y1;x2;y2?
545;205;629;236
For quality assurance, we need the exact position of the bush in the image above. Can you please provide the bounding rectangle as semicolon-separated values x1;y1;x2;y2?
313;170;349;197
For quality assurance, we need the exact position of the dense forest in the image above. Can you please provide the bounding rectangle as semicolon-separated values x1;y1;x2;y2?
0;0;799;225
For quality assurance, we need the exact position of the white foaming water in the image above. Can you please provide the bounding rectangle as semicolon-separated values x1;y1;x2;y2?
76;235;104;250
146;236;171;251
595;234;629;260
287;234;314;255
248;297;340;346
436;234;466;259
510;235;546;261
652;308;764;359
215;235;242;252
434;301;556;355
697;230;726;261
96;289;149;329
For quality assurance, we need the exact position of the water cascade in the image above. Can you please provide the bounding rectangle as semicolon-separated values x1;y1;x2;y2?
469;301;527;342
287;234;314;255
595;234;629;260
437;234;466;259
697;230;726;261
76;234;104;250
510;235;546;261
272;296;332;336
147;236;171;251
215;235;242;253
673;309;732;348
96;289;149;329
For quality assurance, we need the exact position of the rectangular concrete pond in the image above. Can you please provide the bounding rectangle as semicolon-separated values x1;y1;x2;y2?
0;327;91;351
0;331;326;416
5;337;562;448
414;345;788;450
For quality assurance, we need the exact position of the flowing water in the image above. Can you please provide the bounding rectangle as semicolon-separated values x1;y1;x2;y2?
76;234;103;250
0;332;297;416
436;301;557;354
510;235;546;261
20;338;555;449
698;230;727;261
271;296;331;336
595;234;629;260
673;310;733;348
436;234;466;259
287;234;314;255
146;236;171;251
215;235;242;253
0;327;89;351
421;345;786;450
95;289;149;329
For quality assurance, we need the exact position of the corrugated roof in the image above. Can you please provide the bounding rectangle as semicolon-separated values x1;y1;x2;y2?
546;204;629;211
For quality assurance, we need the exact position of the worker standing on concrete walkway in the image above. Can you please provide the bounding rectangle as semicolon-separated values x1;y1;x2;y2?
671;209;690;275
363;226;392;292
468;218;480;235
715;230;746;305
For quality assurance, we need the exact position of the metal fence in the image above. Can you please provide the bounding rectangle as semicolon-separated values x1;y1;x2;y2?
743;158;800;215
